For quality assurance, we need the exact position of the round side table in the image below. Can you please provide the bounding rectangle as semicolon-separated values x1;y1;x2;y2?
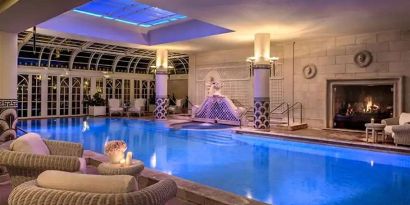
97;160;144;177
365;123;386;143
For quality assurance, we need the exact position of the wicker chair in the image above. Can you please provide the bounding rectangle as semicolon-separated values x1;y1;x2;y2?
0;140;83;188
8;179;177;205
391;124;410;146
382;113;410;146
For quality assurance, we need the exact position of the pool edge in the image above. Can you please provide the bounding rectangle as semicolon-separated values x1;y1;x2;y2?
234;129;410;155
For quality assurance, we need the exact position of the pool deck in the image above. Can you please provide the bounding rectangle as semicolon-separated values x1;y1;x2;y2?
234;127;410;154
164;116;410;154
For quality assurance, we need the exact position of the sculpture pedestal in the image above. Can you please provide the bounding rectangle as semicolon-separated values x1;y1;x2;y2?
192;95;245;126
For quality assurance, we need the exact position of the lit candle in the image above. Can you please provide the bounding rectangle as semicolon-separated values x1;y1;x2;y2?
371;118;374;124
120;159;125;167
125;152;133;165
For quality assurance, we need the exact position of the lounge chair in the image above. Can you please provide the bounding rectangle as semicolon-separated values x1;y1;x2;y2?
0;133;85;188
108;99;124;116
9;170;177;205
128;98;146;117
382;113;410;146
168;99;183;114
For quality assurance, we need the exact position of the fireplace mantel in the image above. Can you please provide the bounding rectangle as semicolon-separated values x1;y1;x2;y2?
325;77;403;130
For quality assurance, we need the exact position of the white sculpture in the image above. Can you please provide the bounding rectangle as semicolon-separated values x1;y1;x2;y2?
207;77;223;96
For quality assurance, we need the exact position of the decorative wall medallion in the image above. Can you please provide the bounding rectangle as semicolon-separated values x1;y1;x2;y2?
354;50;373;68
303;64;317;79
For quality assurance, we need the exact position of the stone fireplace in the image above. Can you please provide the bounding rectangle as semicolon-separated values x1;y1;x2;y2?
326;78;403;131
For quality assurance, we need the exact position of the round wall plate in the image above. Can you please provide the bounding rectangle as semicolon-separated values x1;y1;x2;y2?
354;50;373;68
303;64;317;79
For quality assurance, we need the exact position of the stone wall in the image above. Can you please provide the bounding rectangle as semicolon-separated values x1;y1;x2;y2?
190;28;410;129
290;29;410;128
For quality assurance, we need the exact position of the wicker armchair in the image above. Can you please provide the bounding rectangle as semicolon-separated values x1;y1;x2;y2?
392;124;410;146
0;140;83;188
382;113;410;146
8;179;177;205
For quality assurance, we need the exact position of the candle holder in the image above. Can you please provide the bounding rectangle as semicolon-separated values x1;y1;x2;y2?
125;151;133;166
104;140;127;164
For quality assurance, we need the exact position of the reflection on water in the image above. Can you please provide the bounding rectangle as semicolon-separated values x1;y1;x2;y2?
18;118;410;205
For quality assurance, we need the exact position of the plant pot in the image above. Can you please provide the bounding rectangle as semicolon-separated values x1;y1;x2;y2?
106;151;125;164
149;104;156;112
89;106;106;116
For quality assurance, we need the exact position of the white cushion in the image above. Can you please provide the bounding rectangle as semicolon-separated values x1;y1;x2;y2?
399;113;410;125
134;98;146;107
109;99;120;108
176;99;182;107
10;133;50;155
384;125;393;135
78;158;87;174
37;170;137;193
110;107;123;111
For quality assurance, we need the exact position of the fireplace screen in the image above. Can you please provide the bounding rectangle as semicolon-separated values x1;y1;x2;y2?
332;84;394;130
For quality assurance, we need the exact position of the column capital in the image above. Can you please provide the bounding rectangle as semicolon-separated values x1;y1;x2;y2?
252;64;271;69
156;70;168;75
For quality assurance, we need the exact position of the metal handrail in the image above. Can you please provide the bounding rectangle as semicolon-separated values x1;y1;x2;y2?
270;102;289;114
270;102;290;125
239;106;254;128
269;102;303;126
283;102;303;125
186;99;194;107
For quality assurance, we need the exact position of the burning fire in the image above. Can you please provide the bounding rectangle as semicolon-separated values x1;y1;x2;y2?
364;97;379;112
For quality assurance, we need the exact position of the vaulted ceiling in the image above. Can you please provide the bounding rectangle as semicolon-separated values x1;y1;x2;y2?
1;0;410;53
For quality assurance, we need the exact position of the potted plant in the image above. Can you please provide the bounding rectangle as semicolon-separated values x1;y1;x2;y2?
148;91;156;112
88;92;106;116
182;96;189;113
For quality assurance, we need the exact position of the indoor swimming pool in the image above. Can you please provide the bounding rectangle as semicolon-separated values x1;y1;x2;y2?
17;117;410;205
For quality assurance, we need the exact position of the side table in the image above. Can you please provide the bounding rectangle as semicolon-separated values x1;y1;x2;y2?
97;160;144;178
365;123;386;143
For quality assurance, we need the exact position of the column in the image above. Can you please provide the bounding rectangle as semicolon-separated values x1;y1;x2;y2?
90;77;97;96
154;49;168;120
0;31;18;143
253;33;271;130
40;73;48;117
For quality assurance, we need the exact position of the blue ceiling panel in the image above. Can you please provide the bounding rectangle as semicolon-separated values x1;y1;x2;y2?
73;0;187;28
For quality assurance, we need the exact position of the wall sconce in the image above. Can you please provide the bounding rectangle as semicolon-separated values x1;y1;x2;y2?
246;56;279;77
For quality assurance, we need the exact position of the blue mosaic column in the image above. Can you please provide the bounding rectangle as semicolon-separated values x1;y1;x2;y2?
0;32;18;179
253;65;270;130
0;32;18;143
0;99;17;142
154;71;168;120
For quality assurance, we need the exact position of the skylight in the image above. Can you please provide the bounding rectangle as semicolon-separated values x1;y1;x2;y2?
73;0;187;28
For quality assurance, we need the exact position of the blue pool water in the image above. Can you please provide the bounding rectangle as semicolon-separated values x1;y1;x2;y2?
18;118;410;205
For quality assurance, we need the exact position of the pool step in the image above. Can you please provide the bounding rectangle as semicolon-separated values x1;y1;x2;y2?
190;134;238;146
272;123;308;130
245;121;308;130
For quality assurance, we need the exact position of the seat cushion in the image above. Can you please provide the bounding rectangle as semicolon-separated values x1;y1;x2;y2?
399;113;410;125
10;133;50;155
384;125;393;135
110;107;123;112
78;158;87;174
37;170;137;193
